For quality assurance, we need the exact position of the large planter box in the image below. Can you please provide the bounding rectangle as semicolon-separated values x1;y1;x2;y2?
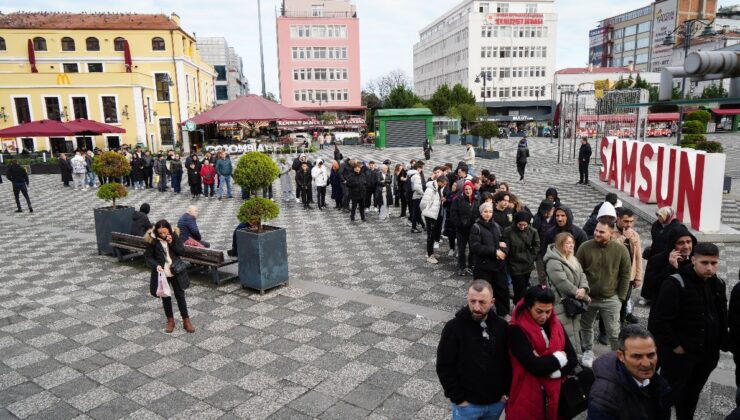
446;134;460;145
237;226;289;293
29;164;61;174
94;206;134;255
724;176;732;193
343;138;360;146
475;148;500;159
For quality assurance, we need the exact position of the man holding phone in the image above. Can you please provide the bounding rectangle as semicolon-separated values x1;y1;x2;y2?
642;225;696;302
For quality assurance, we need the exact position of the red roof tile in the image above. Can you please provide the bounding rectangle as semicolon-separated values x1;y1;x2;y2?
0;12;181;30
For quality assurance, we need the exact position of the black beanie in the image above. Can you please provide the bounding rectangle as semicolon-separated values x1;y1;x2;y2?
514;211;531;224
140;203;150;214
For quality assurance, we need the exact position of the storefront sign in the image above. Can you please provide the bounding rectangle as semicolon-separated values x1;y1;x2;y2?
599;136;725;232
277;117;366;127
205;144;280;154
485;13;543;25
650;0;678;72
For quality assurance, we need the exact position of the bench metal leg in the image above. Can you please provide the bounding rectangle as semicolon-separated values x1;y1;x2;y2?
211;267;220;285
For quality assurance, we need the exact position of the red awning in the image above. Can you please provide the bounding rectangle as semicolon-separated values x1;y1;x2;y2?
647;113;679;122
27;39;37;73
577;114;636;123
0;119;75;137
65;119;126;135
188;94;311;125
123;40;132;73
711;108;740;116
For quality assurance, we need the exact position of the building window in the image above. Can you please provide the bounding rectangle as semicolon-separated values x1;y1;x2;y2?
155;74;172;101
33;37;47;51
86;37;100;51
63;63;79;73
497;3;508;12
216;86;228;100
101;96;118;123
72;97;88;120
45;97;61;121
623;39;635;51
215;65;227;81
638;21;651;33
14;98;31;124
22;138;34;152
152;37;166;51
114;37;126;52
624;25;637;37
0;37;6;51
159;118;174;145
61;37;76;51
87;63;103;72
479;2;490;13
636;53;648;64
312;5;324;16
636;37;650;49
525;3;537;13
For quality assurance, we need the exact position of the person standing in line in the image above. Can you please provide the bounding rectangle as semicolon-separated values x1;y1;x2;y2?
170;154;183;194
59;153;73;187
278;158;294;202
648;242;727;420
506;285;578;420
578;137;592;185
463;143;476;176
312;159;329;210
544;232;590;354
346;162;367;222
333;144;343;162
71;150;87;190
492;191;514;230
394;164;407;217
376;164;393;220
200;159;216;198
613;208;643;325
451;180;477;276
532;200;555;284
515;138;530;182
143;151;154;188
641;225;695;302
409;161;426;233
437;280;511;420
420;175;448;264
155;154;169;192
470;202;510;317
85;150;96;188
503;211;540;306
144;220;194;333
329;160;344;210
576;221;632;368
728;270;740;416
6;159;32;213
297;161;313;210
339;158;353;211
131;151;145;190
187;162;202;199
215;152;233;200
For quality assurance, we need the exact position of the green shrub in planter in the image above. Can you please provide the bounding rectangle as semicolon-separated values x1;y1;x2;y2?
694;140;724;153
686;110;711;128
682;120;705;134
234;152;281;232
92;151;131;178
682;143;696;149
448;129;459;135
683;134;707;143
97;182;128;207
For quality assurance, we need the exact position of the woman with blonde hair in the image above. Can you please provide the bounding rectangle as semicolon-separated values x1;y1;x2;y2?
543;231;589;353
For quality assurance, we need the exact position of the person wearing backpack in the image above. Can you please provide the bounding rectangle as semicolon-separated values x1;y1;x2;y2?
71;151;87;190
200;160;216;198
648;242;727;420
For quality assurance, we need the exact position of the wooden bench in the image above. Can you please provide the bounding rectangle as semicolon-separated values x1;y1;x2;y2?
110;232;238;284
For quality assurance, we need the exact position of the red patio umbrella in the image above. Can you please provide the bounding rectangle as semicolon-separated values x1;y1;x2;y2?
0;119;75;137
65;119;126;135
188;94;311;125
123;40;132;73
27;39;37;73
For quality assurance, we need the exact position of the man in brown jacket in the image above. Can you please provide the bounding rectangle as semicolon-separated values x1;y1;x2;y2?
613;208;642;325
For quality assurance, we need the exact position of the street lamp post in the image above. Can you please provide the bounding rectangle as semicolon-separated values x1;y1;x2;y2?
474;71;493;120
165;74;175;148
663;19;717;147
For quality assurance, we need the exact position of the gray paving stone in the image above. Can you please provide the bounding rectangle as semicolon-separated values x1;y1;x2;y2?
320;400;371;419
342;383;395;411
374;393;427;419
288;390;338;417
6;391;60;419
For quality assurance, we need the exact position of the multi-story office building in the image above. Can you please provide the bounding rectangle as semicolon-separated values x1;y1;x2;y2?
589;0;718;72
197;37;248;105
413;0;558;123
0;12;216;153
276;0;364;121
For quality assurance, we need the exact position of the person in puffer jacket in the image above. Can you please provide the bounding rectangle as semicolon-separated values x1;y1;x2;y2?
420;176;448;264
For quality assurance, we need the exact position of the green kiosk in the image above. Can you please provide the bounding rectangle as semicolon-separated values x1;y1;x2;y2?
375;108;433;149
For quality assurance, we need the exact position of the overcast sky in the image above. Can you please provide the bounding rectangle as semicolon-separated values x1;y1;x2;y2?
3;0;735;98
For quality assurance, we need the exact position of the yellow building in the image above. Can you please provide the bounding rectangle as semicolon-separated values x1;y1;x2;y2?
0;12;216;153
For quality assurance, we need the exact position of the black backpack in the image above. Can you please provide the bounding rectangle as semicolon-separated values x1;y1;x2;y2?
403;173;416;202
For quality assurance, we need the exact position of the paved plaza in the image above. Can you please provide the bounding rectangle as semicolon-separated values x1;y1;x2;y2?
0;137;739;419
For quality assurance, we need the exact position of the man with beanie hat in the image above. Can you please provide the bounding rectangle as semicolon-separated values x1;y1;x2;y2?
503;211;540;305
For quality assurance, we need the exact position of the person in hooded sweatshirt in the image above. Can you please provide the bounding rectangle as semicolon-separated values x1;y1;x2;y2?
545;187;561;207
648;206;683;259
451;180;478;276
583;193;619;239
470;202;511;316
131;203;153;236
641;224;696;302
503;211;540;306
515;138;530;182
532;199;555;284
539;205;588;258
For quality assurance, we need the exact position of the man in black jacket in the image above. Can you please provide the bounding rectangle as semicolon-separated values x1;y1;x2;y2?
578;137;592;185
648;242;727;420
437;280;510;419
588;325;670;420
641;224;695;302
6;159;33;213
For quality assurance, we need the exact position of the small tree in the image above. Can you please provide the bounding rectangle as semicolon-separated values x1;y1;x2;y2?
233;152;280;232
685;109;711;131
319;112;336;125
92;151;131;207
474;121;498;150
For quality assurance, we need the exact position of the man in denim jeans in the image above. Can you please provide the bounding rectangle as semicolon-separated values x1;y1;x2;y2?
437;280;511;420
215;152;233;199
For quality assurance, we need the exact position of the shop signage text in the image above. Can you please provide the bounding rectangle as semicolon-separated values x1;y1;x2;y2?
205;144;281;154
485;13;544;25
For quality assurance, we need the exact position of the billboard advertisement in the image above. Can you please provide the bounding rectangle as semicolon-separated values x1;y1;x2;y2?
650;0;678;71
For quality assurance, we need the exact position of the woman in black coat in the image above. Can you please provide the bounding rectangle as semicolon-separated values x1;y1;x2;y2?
144;220;194;333
130;155;145;189
58;154;73;187
451;180;477;275
346;163;368;222
469;201;510;316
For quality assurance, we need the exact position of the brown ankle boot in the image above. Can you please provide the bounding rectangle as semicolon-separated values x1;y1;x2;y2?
182;317;195;333
165;317;175;333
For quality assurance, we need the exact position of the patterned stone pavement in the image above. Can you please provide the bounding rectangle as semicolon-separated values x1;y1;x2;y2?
0;137;738;419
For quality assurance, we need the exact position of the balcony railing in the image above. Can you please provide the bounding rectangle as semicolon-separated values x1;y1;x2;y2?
280;10;357;18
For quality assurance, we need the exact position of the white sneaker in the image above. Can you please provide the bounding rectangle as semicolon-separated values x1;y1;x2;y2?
581;350;594;368
426;255;439;264
295;198;301;203
433;241;440;249
447;249;456;257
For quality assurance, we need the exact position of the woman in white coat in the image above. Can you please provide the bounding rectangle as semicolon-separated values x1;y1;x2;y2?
419;175;449;264
311;159;329;210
